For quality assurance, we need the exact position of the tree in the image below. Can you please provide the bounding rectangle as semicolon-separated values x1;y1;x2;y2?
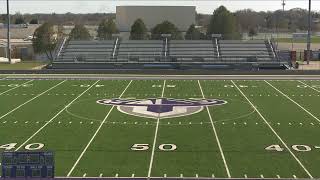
97;19;119;40
69;24;91;40
185;24;205;40
29;18;39;24
207;6;240;39
130;18;148;40
14;16;25;24
248;27;257;39
32;23;57;61
151;21;182;40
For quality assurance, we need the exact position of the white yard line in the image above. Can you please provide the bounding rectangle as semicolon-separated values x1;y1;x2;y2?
0;79;34;95
147;80;166;178
15;80;100;151
67;80;133;177
265;80;320;123
198;80;231;178
0;80;66;120
231;80;313;178
298;80;320;93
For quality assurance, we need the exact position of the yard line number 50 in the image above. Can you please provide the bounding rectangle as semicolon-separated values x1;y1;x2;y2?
131;144;177;151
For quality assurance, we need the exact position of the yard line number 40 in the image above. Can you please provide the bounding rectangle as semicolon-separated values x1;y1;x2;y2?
0;143;44;151
265;144;320;152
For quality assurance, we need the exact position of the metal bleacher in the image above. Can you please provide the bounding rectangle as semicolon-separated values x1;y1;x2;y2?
168;40;216;62
116;40;163;62
53;37;287;70
219;40;276;62
56;40;115;62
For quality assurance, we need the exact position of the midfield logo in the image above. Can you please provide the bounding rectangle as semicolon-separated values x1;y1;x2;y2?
97;98;227;119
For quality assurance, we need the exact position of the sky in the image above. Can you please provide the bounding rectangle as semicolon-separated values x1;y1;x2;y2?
0;0;319;14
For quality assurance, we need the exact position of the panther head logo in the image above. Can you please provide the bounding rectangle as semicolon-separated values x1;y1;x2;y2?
97;98;227;119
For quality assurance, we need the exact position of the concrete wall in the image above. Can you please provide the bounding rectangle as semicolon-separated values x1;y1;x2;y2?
116;6;196;32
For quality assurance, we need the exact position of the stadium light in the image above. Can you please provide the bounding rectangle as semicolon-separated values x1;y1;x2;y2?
6;0;11;64
306;0;311;64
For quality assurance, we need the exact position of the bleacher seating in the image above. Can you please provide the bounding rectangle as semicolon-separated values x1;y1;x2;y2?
116;40;163;62
169;40;216;62
219;40;276;62
53;38;286;69
56;40;114;62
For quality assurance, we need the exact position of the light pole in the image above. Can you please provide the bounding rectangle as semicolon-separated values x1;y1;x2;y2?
6;0;11;64
282;0;285;12
306;0;311;64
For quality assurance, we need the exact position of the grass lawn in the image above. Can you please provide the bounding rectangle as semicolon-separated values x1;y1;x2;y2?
276;36;320;43
0;62;47;70
0;79;320;178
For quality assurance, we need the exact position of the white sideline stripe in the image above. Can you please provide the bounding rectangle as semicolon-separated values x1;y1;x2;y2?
231;80;313;178
15;80;100;151
0;80;66;120
67;80;132;177
0;80;33;95
298;80;320;93
198;80;231;178
265;80;320;123
147;80;166;178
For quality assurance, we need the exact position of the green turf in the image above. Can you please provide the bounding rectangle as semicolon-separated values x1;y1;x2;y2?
0;79;320;178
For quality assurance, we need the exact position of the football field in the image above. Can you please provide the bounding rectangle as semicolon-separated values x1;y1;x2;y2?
1;78;320;179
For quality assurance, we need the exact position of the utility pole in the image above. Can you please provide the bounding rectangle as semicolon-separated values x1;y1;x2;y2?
6;0;11;64
306;0;311;64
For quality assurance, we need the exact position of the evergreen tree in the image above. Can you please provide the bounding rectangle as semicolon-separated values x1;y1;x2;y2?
130;18;148;40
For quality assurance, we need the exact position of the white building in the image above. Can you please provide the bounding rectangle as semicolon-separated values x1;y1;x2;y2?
116;6;196;32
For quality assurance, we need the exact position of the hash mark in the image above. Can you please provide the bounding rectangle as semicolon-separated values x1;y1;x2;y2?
276;175;280;179
244;174;247;178
99;173;103;177
180;174;183;177
82;173;86;177
260;174;264;178
115;173;118;177
131;174;135;177
293;175;297;179
196;174;198;178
